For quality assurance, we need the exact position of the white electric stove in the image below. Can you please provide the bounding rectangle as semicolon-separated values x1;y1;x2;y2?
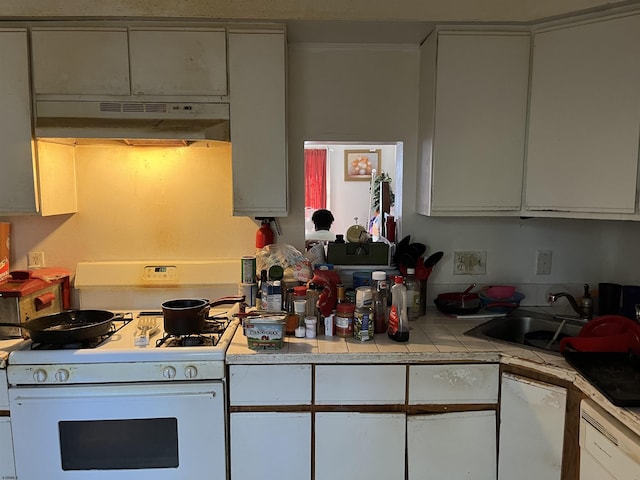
6;260;244;480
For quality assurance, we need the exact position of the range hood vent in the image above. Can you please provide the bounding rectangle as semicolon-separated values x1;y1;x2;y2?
34;100;230;142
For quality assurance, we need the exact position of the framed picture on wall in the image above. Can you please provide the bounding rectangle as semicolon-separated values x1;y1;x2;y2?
344;149;381;181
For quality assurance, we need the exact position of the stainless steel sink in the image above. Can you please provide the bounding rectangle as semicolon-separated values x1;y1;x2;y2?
464;310;584;355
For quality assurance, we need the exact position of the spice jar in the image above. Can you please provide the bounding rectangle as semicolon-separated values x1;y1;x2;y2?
335;302;355;338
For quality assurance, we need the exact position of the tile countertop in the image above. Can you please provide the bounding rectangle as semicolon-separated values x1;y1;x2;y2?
227;307;640;438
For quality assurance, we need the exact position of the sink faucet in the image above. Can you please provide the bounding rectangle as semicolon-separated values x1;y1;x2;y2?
547;291;590;320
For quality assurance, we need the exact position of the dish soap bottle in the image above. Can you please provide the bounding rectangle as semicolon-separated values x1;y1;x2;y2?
580;283;593;320
388;276;410;342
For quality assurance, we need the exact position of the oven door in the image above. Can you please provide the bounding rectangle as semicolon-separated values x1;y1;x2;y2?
9;381;226;480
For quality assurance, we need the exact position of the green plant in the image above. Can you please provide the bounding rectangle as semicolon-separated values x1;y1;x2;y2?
371;172;395;211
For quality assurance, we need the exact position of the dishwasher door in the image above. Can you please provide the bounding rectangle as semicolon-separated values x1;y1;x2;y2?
579;400;640;480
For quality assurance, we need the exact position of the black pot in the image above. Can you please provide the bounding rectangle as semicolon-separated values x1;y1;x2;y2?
161;295;246;335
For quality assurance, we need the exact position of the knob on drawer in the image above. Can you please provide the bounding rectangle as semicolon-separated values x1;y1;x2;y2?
163;366;177;379
54;369;70;382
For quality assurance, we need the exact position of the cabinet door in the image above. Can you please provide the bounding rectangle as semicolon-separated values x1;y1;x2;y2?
0;29;38;215
31;28;130;96
498;373;567;480
315;412;405;480
418;32;530;214
129;28;227;96
228;30;287;217
0;417;16;479
230;412;311;480
525;14;640;214
408;411;497;480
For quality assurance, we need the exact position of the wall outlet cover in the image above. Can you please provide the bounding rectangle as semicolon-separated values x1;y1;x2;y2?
453;251;487;275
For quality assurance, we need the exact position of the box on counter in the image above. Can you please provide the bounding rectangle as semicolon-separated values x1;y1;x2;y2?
0;222;9;282
326;241;389;266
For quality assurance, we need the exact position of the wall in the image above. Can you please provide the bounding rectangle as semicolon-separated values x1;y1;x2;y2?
1;141;257;271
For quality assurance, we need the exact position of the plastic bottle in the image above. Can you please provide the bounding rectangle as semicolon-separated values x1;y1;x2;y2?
388;276;410;342
284;288;298;335
405;268;421;321
372;271;388;334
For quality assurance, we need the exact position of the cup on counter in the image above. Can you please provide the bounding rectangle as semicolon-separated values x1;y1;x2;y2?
597;283;622;316
621;285;640;320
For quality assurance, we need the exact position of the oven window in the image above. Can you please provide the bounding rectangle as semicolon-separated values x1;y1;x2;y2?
59;418;179;470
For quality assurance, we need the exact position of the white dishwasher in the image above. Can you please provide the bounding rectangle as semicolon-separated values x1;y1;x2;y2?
580;400;640;480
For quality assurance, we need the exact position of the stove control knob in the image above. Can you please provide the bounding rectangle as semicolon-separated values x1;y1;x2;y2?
55;369;70;382
184;366;198;379
33;369;47;383
162;366;177;379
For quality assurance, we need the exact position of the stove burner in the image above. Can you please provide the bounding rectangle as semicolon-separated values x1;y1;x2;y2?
156;333;218;348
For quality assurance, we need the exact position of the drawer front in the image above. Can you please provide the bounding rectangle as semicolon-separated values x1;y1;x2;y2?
409;364;499;404
229;364;312;406
315;365;406;405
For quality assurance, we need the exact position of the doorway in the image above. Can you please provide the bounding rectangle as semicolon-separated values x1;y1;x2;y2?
304;141;403;243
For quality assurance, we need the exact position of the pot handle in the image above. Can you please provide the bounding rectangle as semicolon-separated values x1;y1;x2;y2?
210;295;245;308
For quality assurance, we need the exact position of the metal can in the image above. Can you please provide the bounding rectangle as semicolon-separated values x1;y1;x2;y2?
238;282;257;307
335;303;355;338
241;256;256;284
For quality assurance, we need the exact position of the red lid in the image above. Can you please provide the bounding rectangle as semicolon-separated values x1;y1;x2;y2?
293;286;307;297
395;276;404;284
336;302;356;313
0;276;51;297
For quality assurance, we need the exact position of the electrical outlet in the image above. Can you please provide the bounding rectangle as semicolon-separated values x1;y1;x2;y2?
454;251;487;275
536;250;552;275
28;251;45;269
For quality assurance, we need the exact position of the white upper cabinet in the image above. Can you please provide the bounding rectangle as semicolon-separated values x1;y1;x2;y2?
129;28;227;96
417;30;530;216
31;27;227;98
228;30;287;217
31;28;130;96
0;29;77;216
525;13;640;217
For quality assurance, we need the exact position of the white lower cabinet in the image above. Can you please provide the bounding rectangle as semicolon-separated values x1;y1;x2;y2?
315;412;405;480
230;411;311;480
498;373;567;480
407;410;497;480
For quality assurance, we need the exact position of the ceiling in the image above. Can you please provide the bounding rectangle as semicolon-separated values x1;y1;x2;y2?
2;0;638;44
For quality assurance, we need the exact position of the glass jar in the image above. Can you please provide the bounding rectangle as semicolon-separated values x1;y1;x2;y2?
335;302;355;338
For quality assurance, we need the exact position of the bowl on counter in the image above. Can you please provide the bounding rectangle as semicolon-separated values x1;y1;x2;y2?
478;291;525;313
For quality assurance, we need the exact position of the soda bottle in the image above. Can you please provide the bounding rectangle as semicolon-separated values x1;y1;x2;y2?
405;268;421;321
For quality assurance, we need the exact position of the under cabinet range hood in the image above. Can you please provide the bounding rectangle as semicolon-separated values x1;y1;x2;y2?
34;99;230;142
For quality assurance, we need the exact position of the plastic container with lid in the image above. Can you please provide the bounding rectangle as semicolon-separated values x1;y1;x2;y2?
335;302;355;338
266;280;282;312
304;316;317;338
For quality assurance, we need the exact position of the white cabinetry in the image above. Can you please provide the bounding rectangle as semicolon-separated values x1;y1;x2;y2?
31;27;227;97
230;412;311;480
315;412;405;480
407;364;499;480
228;30;287;217
417;30;530;215
0;29;77;216
228;365;312;480
498;373;567;480
0;417;15;479
407;411;496;480
525;13;640;217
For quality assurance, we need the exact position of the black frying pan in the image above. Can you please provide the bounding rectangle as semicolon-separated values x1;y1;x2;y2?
0;310;116;344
